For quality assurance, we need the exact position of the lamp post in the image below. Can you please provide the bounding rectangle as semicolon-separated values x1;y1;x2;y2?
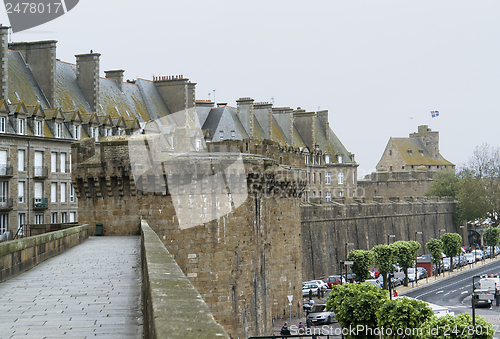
439;229;446;276
459;226;465;271
345;242;354;283
339;260;344;285
414;231;423;286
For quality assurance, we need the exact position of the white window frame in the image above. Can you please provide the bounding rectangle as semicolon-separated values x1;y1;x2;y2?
219;130;223;139
69;212;76;222
51;152;57;173
61;212;67;223
55;122;62;138
338;172;344;185
18;149;25;172
35;120;43;136
69;183;75;202
94;127;99;142
0;116;5;133
338;155;343;164
0;213;7;234
18;118;25;135
195;139;201;152
51;182;57;203
305;155;309;165
18;213;25;229
231;130;235;138
60;153;66;174
325;154;330;164
34;182;43;203
0;181;8;203
105;128;112;136
325;191;331;202
60;182;66;203
51;212;57;224
74;125;80;140
325;172;331;185
34;214;43;225
18;181;24;203
339;190;344;197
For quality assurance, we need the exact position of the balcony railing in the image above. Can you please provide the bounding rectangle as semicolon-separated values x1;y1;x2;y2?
33;197;48;209
14;222;79;239
33;166;48;178
0;165;13;177
0;197;13;210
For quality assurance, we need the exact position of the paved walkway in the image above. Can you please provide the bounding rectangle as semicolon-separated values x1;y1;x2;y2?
0;236;143;339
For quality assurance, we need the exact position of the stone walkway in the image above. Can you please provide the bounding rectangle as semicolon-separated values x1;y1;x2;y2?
0;236;143;339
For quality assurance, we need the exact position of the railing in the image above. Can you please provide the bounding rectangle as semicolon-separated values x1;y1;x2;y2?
14;222;79;239
33;197;49;209
33;166;48;178
0;197;13;210
0;165;13;176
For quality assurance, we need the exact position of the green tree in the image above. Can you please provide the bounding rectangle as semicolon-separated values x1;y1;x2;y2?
392;241;421;286
326;282;388;339
376;297;434;339
454;174;490;225
440;233;462;271
426;238;443;277
372;244;397;290
426;170;460;198
347;249;373;282
422;313;493;339
483;227;500;259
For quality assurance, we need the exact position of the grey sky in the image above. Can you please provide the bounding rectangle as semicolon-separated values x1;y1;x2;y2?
1;1;498;177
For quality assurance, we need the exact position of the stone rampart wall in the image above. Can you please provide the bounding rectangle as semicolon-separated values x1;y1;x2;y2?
0;224;89;282
301;198;460;280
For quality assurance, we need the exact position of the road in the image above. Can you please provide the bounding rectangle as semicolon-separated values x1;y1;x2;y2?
404;259;500;336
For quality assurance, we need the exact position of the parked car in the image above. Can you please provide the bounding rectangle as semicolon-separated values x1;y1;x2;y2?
369;267;380;278
306;304;336;325
304;280;328;291
302;283;320;297
364;279;382;287
473;289;494;308
471;250;484;261
417;267;428;279
322;276;342;289
345;273;358;283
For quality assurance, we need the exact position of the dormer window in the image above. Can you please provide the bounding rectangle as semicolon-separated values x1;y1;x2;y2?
419;150;424;155
55;122;62;138
325;154;330;164
92;127;99;142
407;150;413;155
73;125;80;140
35;120;43;136
195;139;201;151
105;128;112;136
118;128;125;135
219;130;224;139
231;130;235;139
18;119;25;135
338;155;343;163
0;117;5;133
305;155;309;164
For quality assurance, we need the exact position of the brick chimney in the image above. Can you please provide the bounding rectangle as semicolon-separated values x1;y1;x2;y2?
9;40;57;107
272;107;294;145
254;102;273;140
236;97;254;139
104;69;124;91
0;26;9;101
153;75;196;114
75;52;101;113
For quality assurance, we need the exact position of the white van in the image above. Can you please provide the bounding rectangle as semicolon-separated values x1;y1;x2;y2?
478;276;500;293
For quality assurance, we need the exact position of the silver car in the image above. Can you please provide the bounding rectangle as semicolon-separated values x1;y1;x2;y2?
307;304;336;325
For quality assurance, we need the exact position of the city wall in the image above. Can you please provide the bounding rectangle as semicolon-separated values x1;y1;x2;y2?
301;197;459;280
72;136;307;339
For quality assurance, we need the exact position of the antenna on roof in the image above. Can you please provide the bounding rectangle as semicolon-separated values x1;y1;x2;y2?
213;89;216;105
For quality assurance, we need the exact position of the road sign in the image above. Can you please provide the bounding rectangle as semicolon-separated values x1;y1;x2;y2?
287;295;293;303
344;261;354;265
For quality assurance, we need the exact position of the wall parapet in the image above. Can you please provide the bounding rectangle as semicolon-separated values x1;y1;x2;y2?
140;220;230;339
0;224;89;282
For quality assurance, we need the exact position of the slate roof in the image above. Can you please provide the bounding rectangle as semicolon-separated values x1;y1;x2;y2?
391;137;453;166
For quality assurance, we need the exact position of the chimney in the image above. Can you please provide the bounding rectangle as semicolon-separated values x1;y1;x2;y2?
410;125;440;158
293;108;315;149
75;52;101;113
153;75;196;114
0;26;9;101
236;97;254;138
317;110;329;139
104;69;124;91
254;102;273;140
272;107;294;145
9;40;57;107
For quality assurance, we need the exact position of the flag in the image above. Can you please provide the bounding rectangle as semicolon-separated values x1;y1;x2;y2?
431;110;439;118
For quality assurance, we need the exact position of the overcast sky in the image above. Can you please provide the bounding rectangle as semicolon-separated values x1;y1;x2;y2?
1;1;499;177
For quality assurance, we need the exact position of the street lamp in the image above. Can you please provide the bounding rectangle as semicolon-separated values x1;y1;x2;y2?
414;231;423;286
388;234;396;245
345;242;354;283
459;226;465;271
